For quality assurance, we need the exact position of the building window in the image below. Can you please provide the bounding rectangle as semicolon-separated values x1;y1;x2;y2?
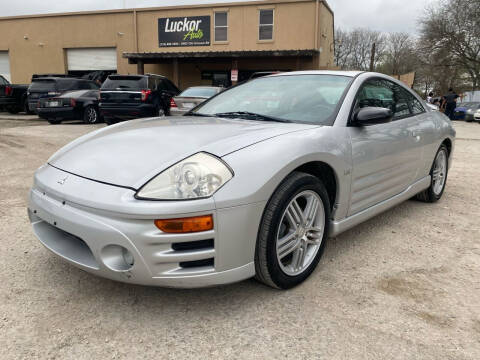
214;12;228;42
259;9;274;41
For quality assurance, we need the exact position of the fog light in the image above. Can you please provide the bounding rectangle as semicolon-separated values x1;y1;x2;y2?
154;215;213;233
101;245;134;271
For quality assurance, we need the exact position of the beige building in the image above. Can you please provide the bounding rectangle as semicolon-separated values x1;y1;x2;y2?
0;0;334;89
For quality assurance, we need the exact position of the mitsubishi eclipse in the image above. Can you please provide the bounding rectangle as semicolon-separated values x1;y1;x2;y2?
28;71;455;289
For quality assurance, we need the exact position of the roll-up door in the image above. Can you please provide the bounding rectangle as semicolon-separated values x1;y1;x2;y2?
0;52;11;82
66;48;117;71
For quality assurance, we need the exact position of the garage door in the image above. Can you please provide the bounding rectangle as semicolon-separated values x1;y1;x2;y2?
0;51;11;82
66;48;117;71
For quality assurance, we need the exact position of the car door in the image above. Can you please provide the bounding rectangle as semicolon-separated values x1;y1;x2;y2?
347;78;423;216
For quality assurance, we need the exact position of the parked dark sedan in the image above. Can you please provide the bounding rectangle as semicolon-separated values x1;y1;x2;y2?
37;90;101;124
99;74;180;125
27;77;99;114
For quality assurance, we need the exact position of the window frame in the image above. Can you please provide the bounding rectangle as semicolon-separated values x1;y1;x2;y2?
214;11;229;43
348;76;427;126
258;8;274;42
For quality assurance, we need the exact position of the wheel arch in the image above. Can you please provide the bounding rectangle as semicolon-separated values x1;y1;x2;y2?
292;161;338;213
441;137;452;156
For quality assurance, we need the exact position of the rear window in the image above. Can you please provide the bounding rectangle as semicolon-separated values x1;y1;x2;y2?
30;80;57;92
101;76;147;90
59;90;88;98
180;87;219;98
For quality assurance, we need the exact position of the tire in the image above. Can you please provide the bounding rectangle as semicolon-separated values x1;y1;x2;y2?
255;171;330;289
6;106;19;114
24;99;34;115
416;144;449;203
83;106;100;124
104;117;118;126
47;119;61;125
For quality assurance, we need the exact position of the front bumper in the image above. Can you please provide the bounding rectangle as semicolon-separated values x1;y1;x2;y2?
28;165;263;288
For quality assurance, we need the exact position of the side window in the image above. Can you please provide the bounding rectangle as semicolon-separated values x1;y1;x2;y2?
165;79;179;93
156;79;167;92
148;77;156;90
259;9;274;41
0;76;7;85
404;90;426;115
214;12;228;42
355;79;414;121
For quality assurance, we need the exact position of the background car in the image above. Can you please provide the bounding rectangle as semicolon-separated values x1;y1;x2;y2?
0;75;31;114
464;102;480;122
37;89;101;125
99;74;180;125
170;86;223;115
27;77;99;114
453;102;475;120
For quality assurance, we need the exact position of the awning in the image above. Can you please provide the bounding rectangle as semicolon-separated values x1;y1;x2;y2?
123;49;319;63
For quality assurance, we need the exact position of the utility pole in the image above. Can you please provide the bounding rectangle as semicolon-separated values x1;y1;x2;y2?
369;42;376;72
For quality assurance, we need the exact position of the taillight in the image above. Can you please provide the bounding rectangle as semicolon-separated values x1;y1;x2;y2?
141;89;152;102
170;98;177;108
70;98;76;107
5;86;13;96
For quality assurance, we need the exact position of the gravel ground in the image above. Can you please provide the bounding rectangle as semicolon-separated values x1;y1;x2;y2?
0;114;479;359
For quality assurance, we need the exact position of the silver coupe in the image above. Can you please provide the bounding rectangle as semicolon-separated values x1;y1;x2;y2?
28;71;455;289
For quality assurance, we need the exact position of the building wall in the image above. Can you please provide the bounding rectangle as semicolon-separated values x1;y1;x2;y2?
0;0;334;84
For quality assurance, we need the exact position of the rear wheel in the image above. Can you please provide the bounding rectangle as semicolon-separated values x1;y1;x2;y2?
416;144;449;203
83;106;100;124
255;172;330;289
24;98;34;115
47;119;61;125
6;106;19;114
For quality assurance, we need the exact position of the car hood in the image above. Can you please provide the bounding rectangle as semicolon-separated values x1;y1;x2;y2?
49;116;316;189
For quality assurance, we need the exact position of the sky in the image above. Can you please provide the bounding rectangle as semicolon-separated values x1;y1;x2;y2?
0;0;435;34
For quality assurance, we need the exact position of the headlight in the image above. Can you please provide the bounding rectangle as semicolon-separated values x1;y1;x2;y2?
136;152;233;200
467;109;473;114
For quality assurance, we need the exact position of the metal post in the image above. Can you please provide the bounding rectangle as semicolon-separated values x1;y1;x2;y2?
137;60;144;75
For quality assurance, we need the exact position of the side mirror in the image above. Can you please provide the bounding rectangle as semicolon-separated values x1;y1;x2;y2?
353;107;393;126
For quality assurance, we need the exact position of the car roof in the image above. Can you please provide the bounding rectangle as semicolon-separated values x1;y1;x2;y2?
33;77;89;82
270;70;364;78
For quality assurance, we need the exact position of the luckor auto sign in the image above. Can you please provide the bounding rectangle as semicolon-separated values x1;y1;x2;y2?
158;16;211;47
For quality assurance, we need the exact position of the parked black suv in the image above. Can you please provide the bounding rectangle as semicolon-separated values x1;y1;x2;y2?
99;74;180;125
27;77;99;114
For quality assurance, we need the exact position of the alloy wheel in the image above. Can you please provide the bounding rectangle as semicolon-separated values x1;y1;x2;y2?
276;190;325;276
432;149;447;196
87;108;97;123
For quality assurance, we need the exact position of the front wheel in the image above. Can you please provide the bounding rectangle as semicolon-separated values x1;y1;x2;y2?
416;144;449;202
83;106;100;124
255;172;330;289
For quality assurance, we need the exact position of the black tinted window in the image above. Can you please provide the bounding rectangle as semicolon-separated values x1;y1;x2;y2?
30;80;56;92
101;76;147;90
356;79;415;120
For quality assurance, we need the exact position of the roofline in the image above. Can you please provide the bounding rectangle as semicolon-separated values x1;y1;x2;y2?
0;0;321;21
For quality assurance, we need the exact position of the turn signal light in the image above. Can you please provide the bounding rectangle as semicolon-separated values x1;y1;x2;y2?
154;215;213;233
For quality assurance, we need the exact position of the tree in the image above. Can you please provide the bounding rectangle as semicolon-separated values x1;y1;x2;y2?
334;28;385;71
419;0;480;91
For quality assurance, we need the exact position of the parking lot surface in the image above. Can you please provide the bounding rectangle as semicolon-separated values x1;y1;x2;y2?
0;114;479;359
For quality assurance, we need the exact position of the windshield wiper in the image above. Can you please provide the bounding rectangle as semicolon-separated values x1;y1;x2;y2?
214;111;291;123
184;112;211;117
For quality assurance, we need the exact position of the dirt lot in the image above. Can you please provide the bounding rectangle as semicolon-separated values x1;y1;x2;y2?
0;114;479;359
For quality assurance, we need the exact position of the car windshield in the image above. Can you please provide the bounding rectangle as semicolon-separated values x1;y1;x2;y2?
180;87;219;98
101;76;146;90
30;80;56;92
193;74;353;125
